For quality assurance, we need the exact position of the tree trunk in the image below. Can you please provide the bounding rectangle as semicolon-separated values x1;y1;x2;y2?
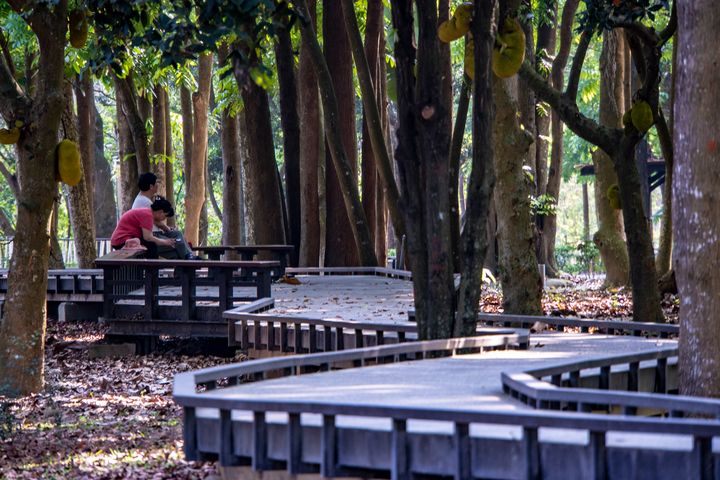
62;81;96;267
93;104;117;237
656;34;676;276
74;72;95;221
218;46;243;251
298;0;322;267
163;88;176;228
115;76;139;212
492;77;542;315
455;0;497;336
181;85;194;204
235;69;287;246
341;0;404;257
152;84;167;195
592;30;630;286
296;0;377;266
323;0;361;266
275;22;301;265
449;77;471;273
114;72;150;173
533;3;556;197
390;0;456;339
49;196;65;269
0;2;67;397
185;53;212;246
544;0;580;275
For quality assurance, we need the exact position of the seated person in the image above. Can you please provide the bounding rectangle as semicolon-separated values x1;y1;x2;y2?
111;198;196;259
132;172;198;259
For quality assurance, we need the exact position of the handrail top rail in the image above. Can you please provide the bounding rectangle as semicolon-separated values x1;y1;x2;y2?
175;334;524;392
477;312;679;334
523;346;678;377
193;244;294;251
95;258;280;268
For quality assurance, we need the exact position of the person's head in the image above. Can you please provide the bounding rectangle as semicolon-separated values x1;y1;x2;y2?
151;197;174;222
138;172;158;194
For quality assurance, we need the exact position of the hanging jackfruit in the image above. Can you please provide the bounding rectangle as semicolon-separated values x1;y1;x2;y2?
56;139;82;186
0;120;22;145
69;9;88;48
437;3;473;43
630;100;653;133
492;18;525;78
464;38;475;80
607;184;622;210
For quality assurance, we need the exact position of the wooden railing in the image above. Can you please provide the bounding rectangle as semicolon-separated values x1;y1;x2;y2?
174;335;719;479
0;237;113;268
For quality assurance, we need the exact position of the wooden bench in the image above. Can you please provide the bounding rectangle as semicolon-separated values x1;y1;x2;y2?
95;258;279;346
192;244;294;279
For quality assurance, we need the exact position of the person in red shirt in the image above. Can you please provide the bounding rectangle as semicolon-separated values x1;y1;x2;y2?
111;198;181;259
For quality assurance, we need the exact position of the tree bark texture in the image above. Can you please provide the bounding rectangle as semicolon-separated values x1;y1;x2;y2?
163;88;176;228
296;0;376;266
593;30;630;286
236;70;287;246
151;84;167;195
544;0;580;275
323;0;361;266
180;85;194;201
673;0;720;388
74;72;95;220
533;3;556;197
218;46;243;251
185;53;213;246
449;76;471;273
341;0;404;255
298;0;322;267
114;72;150;174
61;82;96;267
391;0;457;339
455;0;497;336
492;77;542;315
93;106;117;237
519;3;537;191
115;77;138;213
275;24;301;266
0;1;68;397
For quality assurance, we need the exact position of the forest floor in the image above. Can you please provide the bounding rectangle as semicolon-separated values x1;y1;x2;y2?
0;277;679;480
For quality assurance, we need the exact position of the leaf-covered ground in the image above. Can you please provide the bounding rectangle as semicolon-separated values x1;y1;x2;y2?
0;281;678;479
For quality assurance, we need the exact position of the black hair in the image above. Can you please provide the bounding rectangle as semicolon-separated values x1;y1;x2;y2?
138;172;157;192
151;197;174;217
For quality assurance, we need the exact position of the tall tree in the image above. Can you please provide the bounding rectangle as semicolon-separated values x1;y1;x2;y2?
74;71;95;222
592;29;630;286
297;0;322;266
115;76;139;212
676;0;719;397
0;0;68;396
323;0;360;266
519;1;674;323
162;88;176;228
184;53;212;246
92;104;117;237
114;71;150;174
492;76;542;315
61;81;96;267
275;18;301;265
542;0;579;275
218;45;243;250
151;84;167;195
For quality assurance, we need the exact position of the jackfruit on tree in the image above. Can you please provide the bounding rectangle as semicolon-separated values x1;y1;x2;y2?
437;3;473;43
69;9;88;49
630;100;653;133
56;139;83;186
492;18;525;78
607;184;622;210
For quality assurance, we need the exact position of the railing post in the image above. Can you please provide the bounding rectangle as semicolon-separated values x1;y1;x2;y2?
321;414;337;477
392;419;409;480
454;422;470;480
524;426;540;479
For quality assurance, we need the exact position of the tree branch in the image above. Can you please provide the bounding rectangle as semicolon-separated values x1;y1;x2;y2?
659;1;677;46
0;150;20;198
0;28;15;79
564;30;591;101
0;43;29;121
519;61;621;155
